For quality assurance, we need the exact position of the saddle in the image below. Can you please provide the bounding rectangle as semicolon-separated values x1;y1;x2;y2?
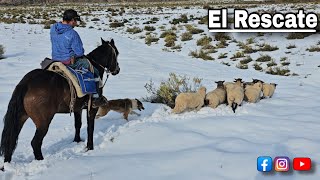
41;58;86;98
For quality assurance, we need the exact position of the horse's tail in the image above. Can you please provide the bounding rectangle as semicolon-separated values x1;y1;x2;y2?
0;83;28;162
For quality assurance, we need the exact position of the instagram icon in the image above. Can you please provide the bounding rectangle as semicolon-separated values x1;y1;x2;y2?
274;157;290;172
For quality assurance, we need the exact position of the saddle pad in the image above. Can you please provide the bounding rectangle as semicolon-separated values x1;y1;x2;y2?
67;67;97;94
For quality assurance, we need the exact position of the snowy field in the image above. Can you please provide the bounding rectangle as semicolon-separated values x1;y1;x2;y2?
1;2;320;180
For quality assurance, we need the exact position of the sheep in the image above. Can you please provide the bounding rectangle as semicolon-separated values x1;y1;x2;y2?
225;79;244;113
244;81;263;103
262;83;277;98
205;81;226;108
172;86;206;114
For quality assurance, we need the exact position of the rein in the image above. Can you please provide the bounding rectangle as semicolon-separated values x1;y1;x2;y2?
84;44;116;88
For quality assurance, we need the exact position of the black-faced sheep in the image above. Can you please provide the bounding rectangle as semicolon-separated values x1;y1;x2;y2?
205;81;226;108
244;81;263;103
225;79;244;113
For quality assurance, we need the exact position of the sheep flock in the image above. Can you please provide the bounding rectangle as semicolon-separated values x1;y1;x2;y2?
172;78;277;114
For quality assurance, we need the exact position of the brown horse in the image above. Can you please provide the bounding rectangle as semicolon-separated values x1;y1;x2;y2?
0;38;120;166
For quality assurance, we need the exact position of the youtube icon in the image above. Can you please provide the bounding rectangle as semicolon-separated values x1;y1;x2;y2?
293;157;311;171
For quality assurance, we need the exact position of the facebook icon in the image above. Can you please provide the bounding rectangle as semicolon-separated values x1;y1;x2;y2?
257;156;272;172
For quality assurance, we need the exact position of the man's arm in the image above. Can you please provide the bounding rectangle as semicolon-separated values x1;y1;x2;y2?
71;31;85;58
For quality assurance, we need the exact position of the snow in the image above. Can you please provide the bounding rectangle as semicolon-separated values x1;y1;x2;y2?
1;3;320;180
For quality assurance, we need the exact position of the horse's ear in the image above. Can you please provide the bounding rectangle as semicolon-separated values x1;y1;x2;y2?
101;38;107;45
110;39;114;45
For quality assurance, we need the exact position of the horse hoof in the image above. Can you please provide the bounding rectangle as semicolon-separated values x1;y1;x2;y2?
35;156;44;160
0;166;4;171
73;138;84;143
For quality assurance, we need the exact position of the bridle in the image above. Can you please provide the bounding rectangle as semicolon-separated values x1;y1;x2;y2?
85;44;118;88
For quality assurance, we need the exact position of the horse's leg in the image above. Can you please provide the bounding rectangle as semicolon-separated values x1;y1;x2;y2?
30;116;54;160
73;110;83;143
86;108;98;150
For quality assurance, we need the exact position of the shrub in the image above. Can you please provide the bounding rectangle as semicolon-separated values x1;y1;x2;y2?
127;26;142;34
240;56;253;64
170;14;188;24
145;35;159;45
256;54;272;62
281;61;290;66
160;30;176;38
185;25;204;34
91;18;100;21
180;32;193;41
196;36;212;46
218;53;228;59
231;51;245;59
214;33;231;41
266;67;290;76
189;49;214;60
258;43;279;51
286;44;296;49
246;37;255;44
0;44;4;59
164;35;177;47
236;63;248;69
216;39;229;49
253;63;263;71
110;21;125;28
144;73;202;108
198;16;208;25
306;45;320;52
267;60;277;67
286;33;312;39
280;57;288;61
144;25;156;31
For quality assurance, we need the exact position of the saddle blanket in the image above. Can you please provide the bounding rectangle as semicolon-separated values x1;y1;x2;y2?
67;67;97;94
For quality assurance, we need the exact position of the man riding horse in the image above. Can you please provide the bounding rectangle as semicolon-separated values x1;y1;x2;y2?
50;9;107;107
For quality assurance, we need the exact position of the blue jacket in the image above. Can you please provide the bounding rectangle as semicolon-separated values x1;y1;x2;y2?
50;22;84;61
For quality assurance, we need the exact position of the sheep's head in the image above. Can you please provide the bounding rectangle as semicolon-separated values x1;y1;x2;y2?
271;83;278;88
252;78;264;83
234;78;244;86
215;81;225;88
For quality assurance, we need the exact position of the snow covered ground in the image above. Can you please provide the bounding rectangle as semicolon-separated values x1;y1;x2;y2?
1;3;320;180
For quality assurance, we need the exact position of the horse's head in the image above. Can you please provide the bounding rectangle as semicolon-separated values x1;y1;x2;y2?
88;38;120;76
101;38;120;75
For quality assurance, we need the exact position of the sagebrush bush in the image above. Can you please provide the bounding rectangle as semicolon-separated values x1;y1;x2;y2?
164;35;177;47
306;45;320;52
214;33;231;41
110;21;125;28
266;67;290;76
180;32;192;41
253;63;263;71
286;33;312;39
189;49;214;60
0;44;4;59
127;26;142;34
196;36;212;46
240;56;253;64
256;54;272;62
145;35;159;45
218;53;228;59
144;25;156;31
185;25;204;34
231;51;245;59
144;73;202;108
236;63;248;69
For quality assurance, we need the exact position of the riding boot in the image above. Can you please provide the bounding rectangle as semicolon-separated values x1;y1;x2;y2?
92;84;108;108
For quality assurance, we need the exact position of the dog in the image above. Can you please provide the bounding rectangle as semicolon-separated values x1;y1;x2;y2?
95;98;145;121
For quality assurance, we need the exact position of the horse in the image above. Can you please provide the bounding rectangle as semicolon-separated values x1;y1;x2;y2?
0;38;120;167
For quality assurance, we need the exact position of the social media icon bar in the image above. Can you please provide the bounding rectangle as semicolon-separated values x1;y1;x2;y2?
293;157;311;171
274;156;290;172
257;156;272;172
